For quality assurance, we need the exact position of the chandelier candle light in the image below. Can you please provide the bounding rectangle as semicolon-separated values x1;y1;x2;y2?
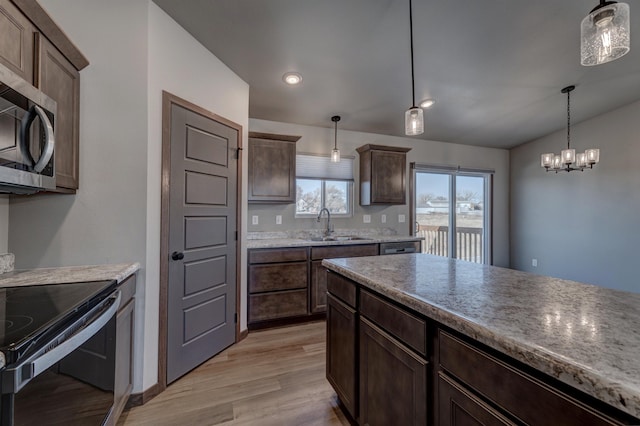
541;86;600;173
405;0;423;136
331;115;341;163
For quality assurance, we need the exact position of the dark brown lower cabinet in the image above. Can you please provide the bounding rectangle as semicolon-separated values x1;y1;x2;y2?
325;270;640;426
438;373;514;426
114;293;134;419
310;260;327;313
359;317;427;426
326;294;357;419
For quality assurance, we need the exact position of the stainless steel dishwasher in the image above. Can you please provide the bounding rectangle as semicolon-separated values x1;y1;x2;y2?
379;241;421;255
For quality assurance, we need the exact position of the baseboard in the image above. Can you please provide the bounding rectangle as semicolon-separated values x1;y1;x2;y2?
248;313;326;331
239;328;249;342
127;383;162;408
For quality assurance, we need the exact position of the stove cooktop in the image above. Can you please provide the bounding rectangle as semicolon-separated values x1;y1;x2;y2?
0;280;117;364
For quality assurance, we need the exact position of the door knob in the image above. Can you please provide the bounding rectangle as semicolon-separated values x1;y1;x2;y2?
171;251;184;261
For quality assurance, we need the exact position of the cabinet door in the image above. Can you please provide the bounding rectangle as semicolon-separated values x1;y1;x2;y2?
248;137;296;203
113;297;134;421
0;0;34;82
371;150;406;204
310;260;327;313
326;294;357;419
359;317;427;426
35;33;80;191
438;373;515;426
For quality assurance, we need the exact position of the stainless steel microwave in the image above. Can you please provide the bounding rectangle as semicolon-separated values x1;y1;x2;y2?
0;63;56;194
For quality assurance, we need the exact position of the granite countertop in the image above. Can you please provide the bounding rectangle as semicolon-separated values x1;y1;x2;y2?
0;263;140;288
323;253;640;418
247;234;423;249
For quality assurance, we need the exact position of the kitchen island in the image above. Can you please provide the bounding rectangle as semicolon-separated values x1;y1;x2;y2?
322;253;640;425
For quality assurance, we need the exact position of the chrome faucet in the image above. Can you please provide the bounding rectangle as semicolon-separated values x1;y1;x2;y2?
317;208;333;237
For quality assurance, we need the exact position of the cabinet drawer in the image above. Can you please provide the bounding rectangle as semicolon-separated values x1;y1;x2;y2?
438;330;622;426
360;289;426;356
327;271;357;308
311;244;378;260
249;262;307;293
249;289;308;322
249;247;308;264
438;372;515;426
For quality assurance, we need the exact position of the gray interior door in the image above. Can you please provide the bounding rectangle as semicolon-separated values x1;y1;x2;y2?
167;104;237;384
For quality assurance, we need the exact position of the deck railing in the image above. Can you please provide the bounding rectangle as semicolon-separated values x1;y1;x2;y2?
417;225;483;263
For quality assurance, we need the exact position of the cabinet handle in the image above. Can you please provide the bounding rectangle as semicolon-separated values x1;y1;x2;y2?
171;251;184;261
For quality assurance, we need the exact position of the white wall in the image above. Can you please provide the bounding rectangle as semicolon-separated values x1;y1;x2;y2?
7;0;249;395
147;2;249;389
510;99;640;293
9;0;150;390
250;119;511;267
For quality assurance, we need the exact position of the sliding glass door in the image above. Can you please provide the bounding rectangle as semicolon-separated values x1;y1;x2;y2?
412;165;492;264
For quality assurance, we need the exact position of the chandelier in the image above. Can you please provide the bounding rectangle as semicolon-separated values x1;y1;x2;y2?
540;86;600;173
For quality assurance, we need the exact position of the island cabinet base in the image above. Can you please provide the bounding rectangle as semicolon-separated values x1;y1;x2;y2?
325;270;640;426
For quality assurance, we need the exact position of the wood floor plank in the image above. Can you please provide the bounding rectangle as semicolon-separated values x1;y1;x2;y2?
119;321;351;426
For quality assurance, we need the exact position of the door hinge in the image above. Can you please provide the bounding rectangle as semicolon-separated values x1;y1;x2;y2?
234;313;238;324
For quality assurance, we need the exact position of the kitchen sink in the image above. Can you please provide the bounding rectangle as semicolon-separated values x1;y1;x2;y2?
305;236;373;242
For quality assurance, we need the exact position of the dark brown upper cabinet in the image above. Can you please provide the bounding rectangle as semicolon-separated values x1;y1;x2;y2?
248;132;300;203
35;33;80;191
5;0;89;193
356;144;411;205
0;0;35;82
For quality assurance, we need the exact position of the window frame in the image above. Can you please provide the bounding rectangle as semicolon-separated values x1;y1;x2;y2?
295;177;354;218
410;163;493;265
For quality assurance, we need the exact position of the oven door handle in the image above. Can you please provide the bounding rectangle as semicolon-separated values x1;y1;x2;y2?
1;291;121;394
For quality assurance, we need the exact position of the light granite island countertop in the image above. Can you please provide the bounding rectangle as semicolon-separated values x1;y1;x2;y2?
0;263;140;288
323;253;640;419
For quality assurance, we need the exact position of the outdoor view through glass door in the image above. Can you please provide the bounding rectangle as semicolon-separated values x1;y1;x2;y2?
413;166;491;264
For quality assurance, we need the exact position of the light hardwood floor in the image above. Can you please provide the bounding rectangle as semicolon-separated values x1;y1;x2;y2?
118;321;351;426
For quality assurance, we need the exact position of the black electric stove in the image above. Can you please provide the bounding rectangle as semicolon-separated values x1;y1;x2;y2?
0;280;117;365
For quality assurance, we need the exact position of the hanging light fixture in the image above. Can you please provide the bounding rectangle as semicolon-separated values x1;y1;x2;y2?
541;86;600;173
581;1;630;66
405;0;423;136
331;115;341;163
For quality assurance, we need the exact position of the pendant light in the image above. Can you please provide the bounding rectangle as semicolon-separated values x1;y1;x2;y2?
541;86;600;173
405;0;423;136
331;115;341;163
581;1;630;66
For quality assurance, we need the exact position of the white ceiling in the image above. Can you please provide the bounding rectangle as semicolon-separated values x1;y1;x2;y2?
152;0;640;149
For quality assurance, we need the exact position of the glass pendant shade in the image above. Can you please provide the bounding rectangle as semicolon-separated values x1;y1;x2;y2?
541;153;554;168
405;107;424;136
331;148;340;163
553;155;563;170
581;2;630;66
586;148;600;164
576;152;588;168
561;148;576;164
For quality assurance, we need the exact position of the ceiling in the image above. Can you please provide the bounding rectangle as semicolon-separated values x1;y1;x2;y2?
152;0;640;149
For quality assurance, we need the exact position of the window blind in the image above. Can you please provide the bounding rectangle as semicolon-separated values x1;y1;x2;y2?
411;162;495;174
296;154;354;180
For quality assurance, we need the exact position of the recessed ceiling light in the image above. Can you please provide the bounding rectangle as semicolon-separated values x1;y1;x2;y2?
420;99;435;108
282;72;303;85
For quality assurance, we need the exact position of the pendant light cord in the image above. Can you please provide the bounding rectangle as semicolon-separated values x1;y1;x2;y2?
566;89;571;150
334;120;338;150
409;0;416;108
